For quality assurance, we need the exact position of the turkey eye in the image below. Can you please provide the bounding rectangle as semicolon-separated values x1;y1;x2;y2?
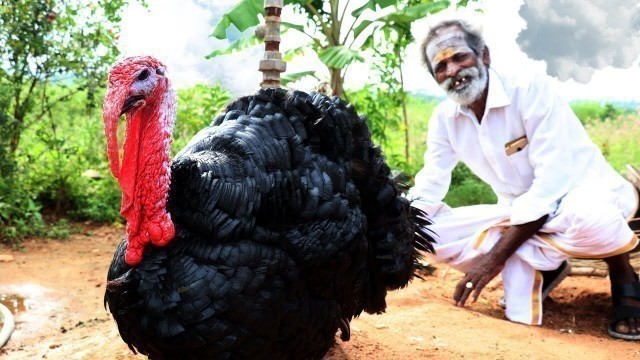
156;68;164;76
137;69;150;81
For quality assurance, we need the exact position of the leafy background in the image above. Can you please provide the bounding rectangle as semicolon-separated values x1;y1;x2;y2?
1;0;638;246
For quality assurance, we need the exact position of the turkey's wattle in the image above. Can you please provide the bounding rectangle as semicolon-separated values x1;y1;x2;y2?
103;56;176;265
103;56;434;359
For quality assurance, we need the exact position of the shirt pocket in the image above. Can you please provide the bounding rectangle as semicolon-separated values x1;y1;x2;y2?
505;141;533;184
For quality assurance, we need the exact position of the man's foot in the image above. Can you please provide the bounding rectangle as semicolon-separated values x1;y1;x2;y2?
498;261;571;308
625;164;640;233
541;261;571;300
609;273;640;340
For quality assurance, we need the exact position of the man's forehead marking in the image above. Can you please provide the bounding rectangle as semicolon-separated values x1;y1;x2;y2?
427;30;472;66
432;48;456;65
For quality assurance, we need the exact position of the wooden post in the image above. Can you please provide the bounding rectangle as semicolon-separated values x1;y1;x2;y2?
256;0;286;88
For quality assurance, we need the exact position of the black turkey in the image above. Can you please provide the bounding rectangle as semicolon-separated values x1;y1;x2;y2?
103;56;433;359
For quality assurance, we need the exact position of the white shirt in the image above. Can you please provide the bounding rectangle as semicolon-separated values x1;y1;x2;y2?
408;68;633;225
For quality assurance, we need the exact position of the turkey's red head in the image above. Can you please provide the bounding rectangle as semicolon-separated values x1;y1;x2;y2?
103;56;176;266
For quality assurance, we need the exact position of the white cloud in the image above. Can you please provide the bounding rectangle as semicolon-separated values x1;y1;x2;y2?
517;0;640;83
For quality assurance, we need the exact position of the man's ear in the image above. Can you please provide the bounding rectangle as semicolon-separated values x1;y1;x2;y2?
482;46;491;66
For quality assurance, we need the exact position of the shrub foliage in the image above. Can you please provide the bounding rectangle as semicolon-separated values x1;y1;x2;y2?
0;84;231;244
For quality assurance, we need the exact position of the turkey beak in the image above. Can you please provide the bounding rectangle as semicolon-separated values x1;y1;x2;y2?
120;94;146;116
103;85;129;179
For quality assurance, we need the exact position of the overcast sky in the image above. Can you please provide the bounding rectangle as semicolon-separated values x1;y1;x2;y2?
118;0;640;101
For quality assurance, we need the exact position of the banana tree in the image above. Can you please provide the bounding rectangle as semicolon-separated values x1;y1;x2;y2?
209;0;451;97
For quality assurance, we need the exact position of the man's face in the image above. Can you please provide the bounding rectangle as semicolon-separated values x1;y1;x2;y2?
426;26;488;106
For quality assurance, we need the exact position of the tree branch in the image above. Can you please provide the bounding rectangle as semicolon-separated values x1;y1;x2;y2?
347;23;366;49
41;76;49;115
25;70;39;100
343;14;363;46
305;3;334;46
338;0;352;34
287;26;323;48
26;88;83;128
329;0;340;45
396;49;410;163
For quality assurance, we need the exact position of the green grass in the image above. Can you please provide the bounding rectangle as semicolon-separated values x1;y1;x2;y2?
585;112;640;173
401;96;435;175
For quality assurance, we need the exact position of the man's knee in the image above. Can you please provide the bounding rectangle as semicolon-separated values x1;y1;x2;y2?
558;191;626;237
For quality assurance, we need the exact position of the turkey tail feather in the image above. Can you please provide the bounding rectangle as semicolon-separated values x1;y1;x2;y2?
408;206;435;254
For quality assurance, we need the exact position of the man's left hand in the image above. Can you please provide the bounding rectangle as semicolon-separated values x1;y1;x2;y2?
454;253;504;307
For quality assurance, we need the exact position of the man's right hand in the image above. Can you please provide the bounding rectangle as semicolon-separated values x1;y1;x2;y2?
453;253;504;307
453;214;549;306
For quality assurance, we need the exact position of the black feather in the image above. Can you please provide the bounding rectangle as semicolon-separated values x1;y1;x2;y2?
105;88;436;360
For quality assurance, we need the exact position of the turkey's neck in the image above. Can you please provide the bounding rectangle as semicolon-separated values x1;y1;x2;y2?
120;89;176;266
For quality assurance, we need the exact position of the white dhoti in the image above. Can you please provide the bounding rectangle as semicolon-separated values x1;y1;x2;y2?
415;182;639;325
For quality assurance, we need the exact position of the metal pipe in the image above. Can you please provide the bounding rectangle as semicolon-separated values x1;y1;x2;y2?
256;0;286;88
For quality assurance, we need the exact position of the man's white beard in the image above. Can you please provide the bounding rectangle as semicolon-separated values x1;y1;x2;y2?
439;61;488;106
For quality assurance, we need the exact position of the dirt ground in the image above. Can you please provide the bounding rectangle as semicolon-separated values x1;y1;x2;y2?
1;224;639;360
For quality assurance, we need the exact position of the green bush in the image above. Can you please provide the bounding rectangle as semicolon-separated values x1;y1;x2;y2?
0;177;45;245
570;101;624;125
347;89;439;177
445;163;497;207
571;101;604;124
16;87;108;217
66;176;121;223
444;174;497;207
173;84;232;152
0;84;49;244
347;86;403;148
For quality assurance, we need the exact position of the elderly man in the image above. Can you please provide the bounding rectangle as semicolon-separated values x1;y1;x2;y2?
408;16;640;340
